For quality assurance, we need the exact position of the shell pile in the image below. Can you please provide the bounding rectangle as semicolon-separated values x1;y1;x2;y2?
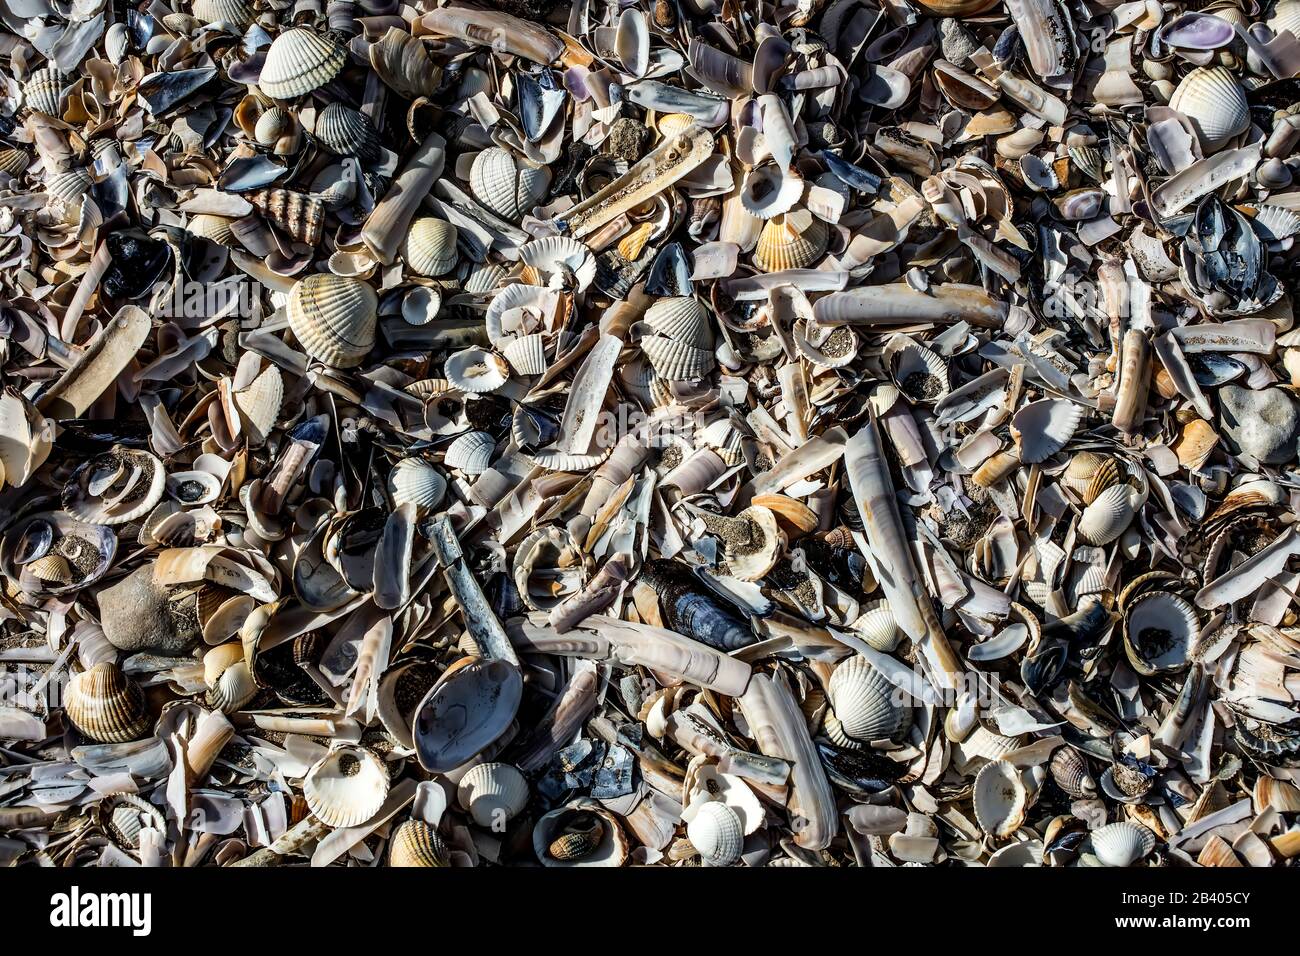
3;0;1300;870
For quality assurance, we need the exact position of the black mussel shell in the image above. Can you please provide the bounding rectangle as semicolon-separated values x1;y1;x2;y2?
102;231;173;300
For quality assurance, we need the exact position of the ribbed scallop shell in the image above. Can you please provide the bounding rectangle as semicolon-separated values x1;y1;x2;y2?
23;66;65;116
1061;450;1108;498
456;762;530;828
65;663;151;743
302;745;390;828
250;188;324;245
403;218;459;277
28;554;74;585
465;262;509;294
827;654;910;742
254;106;294;146
1091;821;1155;867
470;147;551;221
389;819;448;866
1168;66;1250;152
853;600;902;652
893;342;950;404
444;431;496;475
45;168;93;206
314;101;382;162
644;296;714;349
657;112;696;138
1011;398;1085;464
1271;0;1300;36
1124;591;1198;675
259;28;347;100
1084;457;1123;504
187;213;236;246
106;794;166;851
753;213;829;272
1077;483;1139;545
388;457;447;512
518;236;597;292
1049;746;1096;798
973;759;1028;838
0;148;30;176
286;273;377;368
208;659;258;712
502;333;548;376
192;0;253;27
688;802;744;866
641;334;715;380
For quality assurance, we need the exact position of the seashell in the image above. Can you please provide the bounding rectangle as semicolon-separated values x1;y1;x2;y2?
1049;746;1096;798
27;553;74;585
23;66;65;117
1069;145;1106;182
1123;591;1197;675
502;333;548;376
914;0;999;13
518;236;597;292
302;745;390;828
0;147;31;176
1061;450;1109;498
485;283;562;344
793;321;859;368
207;657;258;712
388;819;448;867
753;211;828;272
402;217;459;277
1168;66;1250;152
254;107;294;147
388;457;447;513
687;800;744;866
233;364;283;446
444;431;497;475
64;662;151;743
1090;821;1156;867
1084;457;1123;505
852;600;902;652
892;341;950;404
1255;776;1300;813
456;762;530;828
62;447;166;526
644;296;714;349
45;168;93;208
258;28;347;100
105;794;166;852
286;273;378;368
249;189;324;245
444;348;510;394
188;214;236;246
0;389;52;489
314;102;382;164
514;526;586;610
191;0;254;28
1011;399;1084;464
167;470;223;505
641;334;716;380
1077;482;1142;546
973;759;1028;839
470;147;551;221
533;803;630;867
827;654;911;742
740;164;804;220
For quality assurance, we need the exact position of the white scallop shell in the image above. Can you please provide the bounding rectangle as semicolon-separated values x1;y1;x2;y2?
444;431;497;475
286;273;378;368
208;659;258;712
444;347;510;394
302;745;390;828
470;147;551;221
388;457;447;512
233;364;283;445
1090;821;1155;867
259;28;347;100
641;334;716;380
465;262;509;294
187;213;236;246
852;600;902;652
485;283;561;344
22;66;65;116
1012;398;1085;464
254;106;294;147
456;762;530;829
1271;0;1300;36
753;212;828;272
644;296;714;349
893;341;951;404
518;236;597;292
403;217;459;277
1168;66;1250;152
1077;482;1140;545
827;654;910;742
502;333;548;376
740;163;804;219
686;800;744;867
1060;450;1109;497
973;758;1028;838
192;0;253;27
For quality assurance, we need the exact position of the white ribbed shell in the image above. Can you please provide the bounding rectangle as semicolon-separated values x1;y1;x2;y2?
470;147;551;221
1168;66;1250;152
688;801;745;866
388;457;447;512
456;762;530;829
645;296;714;348
403;218;459;277
302;745;390;828
827;654;910;742
259;28;347;100
444;431;496;475
1091;821;1156;867
286;273;377;368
